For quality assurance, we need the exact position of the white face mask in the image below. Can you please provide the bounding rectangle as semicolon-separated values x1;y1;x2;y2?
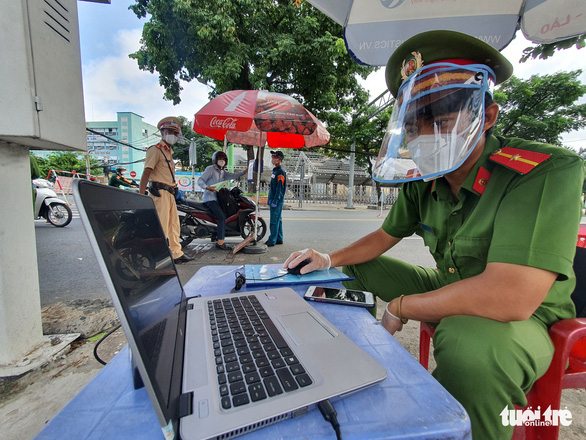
407;133;469;179
217;160;226;168
163;133;178;145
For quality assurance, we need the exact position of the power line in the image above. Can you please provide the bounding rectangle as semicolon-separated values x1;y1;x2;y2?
564;138;586;143
86;128;148;151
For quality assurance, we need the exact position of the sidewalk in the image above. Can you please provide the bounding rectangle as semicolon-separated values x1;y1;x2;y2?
1;205;585;439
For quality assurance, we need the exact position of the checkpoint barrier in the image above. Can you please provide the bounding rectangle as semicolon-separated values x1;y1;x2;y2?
46;170;99;204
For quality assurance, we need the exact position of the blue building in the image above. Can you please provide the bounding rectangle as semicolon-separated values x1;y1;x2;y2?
86;111;159;177
34;111;159;178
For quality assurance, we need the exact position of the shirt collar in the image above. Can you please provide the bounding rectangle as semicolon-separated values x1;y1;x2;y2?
430;135;500;199
461;136;500;195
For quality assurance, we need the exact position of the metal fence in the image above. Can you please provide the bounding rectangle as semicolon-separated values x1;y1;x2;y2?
252;181;400;207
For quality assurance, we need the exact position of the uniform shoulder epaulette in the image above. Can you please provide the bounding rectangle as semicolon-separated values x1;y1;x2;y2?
150;141;169;150
489;147;551;175
406;169;421;179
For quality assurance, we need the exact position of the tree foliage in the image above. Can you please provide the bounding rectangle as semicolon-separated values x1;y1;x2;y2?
520;34;585;62
323;102;391;178
34;152;102;179
492;70;586;146
174;116;223;171
129;0;375;122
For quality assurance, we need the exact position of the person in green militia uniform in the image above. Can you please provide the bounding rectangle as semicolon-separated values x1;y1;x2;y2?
265;150;287;247
108;167;137;189
284;30;583;439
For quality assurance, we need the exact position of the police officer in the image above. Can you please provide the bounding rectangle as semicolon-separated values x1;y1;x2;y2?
265;150;287;247
108;167;137;188
139;116;193;264
285;30;583;439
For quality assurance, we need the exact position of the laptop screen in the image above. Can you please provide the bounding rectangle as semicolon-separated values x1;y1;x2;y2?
75;180;185;426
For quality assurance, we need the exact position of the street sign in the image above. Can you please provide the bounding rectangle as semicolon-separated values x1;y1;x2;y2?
130;171;136;178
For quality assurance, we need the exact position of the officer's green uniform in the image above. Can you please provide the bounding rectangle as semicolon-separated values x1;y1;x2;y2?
342;30;584;439
343;135;583;438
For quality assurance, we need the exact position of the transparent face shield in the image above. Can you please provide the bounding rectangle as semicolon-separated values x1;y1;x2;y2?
161;128;185;145
373;64;495;183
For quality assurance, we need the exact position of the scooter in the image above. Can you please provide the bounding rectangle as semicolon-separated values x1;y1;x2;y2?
176;187;267;248
33;178;73;227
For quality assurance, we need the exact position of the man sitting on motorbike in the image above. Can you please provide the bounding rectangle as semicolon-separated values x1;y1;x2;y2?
108;167;137;189
197;151;246;250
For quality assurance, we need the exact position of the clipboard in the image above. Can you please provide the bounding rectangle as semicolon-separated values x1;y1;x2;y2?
244;263;353;287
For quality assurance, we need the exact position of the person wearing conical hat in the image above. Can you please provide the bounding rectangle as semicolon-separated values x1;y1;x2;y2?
284;30;583;439
139;116;193;264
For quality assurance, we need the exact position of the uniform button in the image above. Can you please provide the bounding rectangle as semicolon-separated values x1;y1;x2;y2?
448;267;456;274
451;212;458;216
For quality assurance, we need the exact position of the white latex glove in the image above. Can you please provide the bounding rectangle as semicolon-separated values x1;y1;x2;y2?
380;303;403;335
283;248;331;275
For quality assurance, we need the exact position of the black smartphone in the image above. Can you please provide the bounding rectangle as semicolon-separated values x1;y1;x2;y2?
304;285;376;308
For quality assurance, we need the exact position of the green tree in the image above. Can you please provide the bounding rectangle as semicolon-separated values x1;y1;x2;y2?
36;152;102;179
130;0;376;192
129;0;375;119
492;70;586;145
174;116;223;171
318;96;393;200
520;34;585;62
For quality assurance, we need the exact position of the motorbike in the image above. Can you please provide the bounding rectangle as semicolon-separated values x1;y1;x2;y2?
176;187;267;248
33;178;73;227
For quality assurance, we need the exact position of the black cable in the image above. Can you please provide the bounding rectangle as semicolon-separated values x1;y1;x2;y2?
231;270;289;292
318;399;342;440
93;324;122;365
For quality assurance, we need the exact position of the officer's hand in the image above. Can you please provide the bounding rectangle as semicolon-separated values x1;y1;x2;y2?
270;203;277;208
283;248;331;274
380;302;403;335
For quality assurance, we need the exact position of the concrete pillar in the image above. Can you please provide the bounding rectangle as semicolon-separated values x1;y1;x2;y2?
0;143;44;365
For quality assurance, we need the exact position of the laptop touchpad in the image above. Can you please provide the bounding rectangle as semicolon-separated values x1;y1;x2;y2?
281;312;335;345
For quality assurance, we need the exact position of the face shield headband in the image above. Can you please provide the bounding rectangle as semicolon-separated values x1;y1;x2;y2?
373;63;495;183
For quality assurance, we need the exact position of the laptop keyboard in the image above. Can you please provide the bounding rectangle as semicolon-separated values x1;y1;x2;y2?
207;295;313;410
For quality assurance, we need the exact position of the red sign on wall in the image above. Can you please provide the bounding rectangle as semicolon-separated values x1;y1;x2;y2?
130;171;136;178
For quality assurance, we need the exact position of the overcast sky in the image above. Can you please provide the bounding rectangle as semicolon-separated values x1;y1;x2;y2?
77;0;586;150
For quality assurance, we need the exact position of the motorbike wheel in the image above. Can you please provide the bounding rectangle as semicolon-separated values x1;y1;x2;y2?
241;216;267;241
47;203;72;227
179;216;195;248
114;245;156;290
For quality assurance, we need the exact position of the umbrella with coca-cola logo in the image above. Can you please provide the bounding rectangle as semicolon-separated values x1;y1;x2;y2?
192;90;330;251
193;90;330;148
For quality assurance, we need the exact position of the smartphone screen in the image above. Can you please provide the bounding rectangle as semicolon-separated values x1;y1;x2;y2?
305;286;374;307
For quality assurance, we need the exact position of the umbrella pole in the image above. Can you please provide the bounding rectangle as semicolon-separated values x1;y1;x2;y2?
242;141;267;254
253;144;263;242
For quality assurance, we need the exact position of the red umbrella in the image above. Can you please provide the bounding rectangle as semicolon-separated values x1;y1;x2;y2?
192;90;330;148
192;90;330;249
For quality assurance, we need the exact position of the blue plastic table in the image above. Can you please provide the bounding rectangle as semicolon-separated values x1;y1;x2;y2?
37;265;471;439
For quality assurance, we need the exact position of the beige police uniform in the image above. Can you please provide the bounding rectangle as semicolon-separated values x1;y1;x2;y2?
144;141;183;259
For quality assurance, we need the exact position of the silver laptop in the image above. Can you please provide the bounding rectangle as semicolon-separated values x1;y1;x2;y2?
73;179;387;440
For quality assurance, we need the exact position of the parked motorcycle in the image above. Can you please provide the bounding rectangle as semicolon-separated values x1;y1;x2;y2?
176;187;267;248
33;178;73;227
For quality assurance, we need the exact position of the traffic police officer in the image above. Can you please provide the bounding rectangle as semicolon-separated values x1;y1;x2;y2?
139;116;193;264
285;30;583;439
